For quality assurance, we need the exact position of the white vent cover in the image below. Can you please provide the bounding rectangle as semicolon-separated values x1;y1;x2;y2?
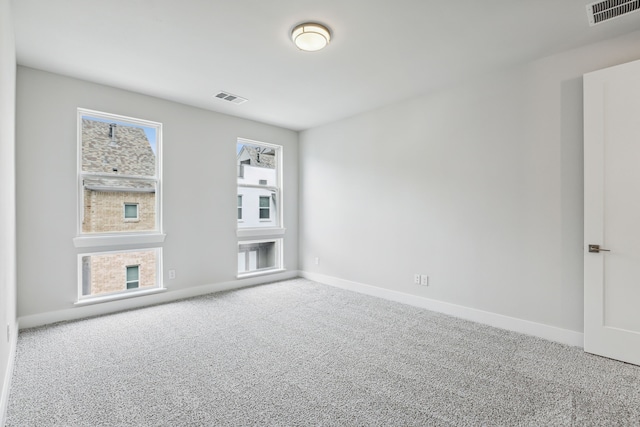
586;0;640;25
214;91;248;105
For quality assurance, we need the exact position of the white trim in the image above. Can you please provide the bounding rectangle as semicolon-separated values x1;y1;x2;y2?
0;319;18;427
300;271;584;348
74;287;166;306
73;233;166;248
19;271;299;330
237;227;285;239
237;268;286;279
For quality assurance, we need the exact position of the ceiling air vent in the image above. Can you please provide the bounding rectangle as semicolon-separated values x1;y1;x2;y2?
586;0;640;26
214;91;248;105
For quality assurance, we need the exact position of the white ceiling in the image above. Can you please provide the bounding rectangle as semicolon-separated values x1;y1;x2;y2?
10;0;640;131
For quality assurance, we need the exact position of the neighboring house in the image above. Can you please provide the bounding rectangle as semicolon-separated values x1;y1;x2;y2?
81;119;157;296
237;145;277;228
81;119;156;233
81;251;157;297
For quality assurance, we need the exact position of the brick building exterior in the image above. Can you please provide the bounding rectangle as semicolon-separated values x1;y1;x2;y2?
81;119;156;233
80;118;159;297
82;250;157;296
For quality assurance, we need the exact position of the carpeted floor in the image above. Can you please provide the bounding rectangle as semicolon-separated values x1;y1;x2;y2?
6;278;640;426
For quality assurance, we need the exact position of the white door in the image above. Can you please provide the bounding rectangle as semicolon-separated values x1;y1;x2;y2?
584;59;640;366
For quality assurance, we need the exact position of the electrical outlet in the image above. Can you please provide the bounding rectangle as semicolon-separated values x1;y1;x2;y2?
314;257;319;265
6;325;10;343
421;275;429;286
168;269;176;280
414;274;421;285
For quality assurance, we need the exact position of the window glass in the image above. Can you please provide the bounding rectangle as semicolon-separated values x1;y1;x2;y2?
237;141;279;228
124;203;138;219
126;265;139;289
80;249;158;299
237;240;280;273
79;111;160;234
259;196;270;219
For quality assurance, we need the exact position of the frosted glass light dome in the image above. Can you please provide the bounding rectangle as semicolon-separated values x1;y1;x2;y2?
291;23;331;52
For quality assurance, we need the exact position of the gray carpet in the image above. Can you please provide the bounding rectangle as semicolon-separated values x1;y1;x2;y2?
6;278;640;426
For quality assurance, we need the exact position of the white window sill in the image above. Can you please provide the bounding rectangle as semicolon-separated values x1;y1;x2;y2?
74;233;166;248
237;227;285;239
75;287;167;306
237;268;286;279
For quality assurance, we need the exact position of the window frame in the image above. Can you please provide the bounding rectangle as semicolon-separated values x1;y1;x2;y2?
237;238;283;277
236;138;285;278
76;247;164;305
126;265;140;289
237;195;243;221
74;108;165;248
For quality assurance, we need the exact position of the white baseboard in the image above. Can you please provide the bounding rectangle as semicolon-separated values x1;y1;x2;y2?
1;319;18;427
300;271;584;348
18;270;299;330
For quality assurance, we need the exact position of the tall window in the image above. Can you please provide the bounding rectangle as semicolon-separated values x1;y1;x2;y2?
75;108;164;302
236;139;283;276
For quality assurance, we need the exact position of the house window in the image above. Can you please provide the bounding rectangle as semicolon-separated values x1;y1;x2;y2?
126;265;140;289
237;139;284;276
124;203;138;220
78;248;161;300
76;108;164;303
259;196;270;219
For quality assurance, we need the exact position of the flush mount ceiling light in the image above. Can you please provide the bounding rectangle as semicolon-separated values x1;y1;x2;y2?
291;22;331;52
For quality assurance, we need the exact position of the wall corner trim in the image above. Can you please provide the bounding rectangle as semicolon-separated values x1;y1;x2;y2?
300;271;584;348
1;320;19;426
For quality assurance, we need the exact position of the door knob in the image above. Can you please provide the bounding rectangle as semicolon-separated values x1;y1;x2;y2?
588;244;610;253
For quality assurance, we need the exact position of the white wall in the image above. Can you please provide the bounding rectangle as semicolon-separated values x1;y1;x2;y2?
16;67;298;321
299;30;640;334
0;0;17;420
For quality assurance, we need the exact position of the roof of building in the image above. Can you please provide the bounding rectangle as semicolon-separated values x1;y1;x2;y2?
82;119;156;192
237;145;275;169
82;119;155;177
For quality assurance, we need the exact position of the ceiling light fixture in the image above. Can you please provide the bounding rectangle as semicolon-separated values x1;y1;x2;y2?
291;22;331;52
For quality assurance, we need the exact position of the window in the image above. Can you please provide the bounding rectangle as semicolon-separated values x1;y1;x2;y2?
237;139;284;276
78;248;160;300
259;196;270;219
76;109;164;303
237;140;280;229
124;203;138;220
126;265;140;289
237;240;281;274
77;109;161;237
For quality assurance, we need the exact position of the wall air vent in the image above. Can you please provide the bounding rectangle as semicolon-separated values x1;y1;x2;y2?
586;0;640;25
214;91;248;105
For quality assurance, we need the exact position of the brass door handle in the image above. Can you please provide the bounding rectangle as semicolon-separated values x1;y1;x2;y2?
588;244;610;253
